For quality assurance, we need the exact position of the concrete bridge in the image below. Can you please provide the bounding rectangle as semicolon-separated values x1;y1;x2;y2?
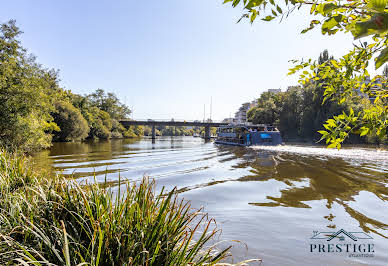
119;119;228;140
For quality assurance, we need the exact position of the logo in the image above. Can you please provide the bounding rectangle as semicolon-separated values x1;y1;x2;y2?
309;229;374;258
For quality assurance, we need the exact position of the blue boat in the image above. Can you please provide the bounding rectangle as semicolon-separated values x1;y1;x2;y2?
215;124;282;146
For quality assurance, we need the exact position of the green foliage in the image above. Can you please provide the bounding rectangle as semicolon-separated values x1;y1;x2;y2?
0;20;140;151
0;20;60;152
248;92;280;124
88;89;131;120
247;51;372;142
123;126;137;138
52;101;90;141
0;149;231;265
224;0;388;148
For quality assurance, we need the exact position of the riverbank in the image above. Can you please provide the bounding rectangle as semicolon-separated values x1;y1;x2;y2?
0;148;232;265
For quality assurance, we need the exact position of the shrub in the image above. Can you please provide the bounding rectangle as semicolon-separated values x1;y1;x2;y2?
52;101;90;141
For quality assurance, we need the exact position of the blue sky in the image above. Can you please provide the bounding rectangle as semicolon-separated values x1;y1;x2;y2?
1;0;355;120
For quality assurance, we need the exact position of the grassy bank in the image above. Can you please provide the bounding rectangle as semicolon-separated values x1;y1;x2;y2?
0;149;231;265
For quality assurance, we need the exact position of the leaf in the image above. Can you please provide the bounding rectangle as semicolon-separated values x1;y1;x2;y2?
352;13;388;39
250;10;258;23
276;5;283;14
262;15;275;21
330;60;340;68
318;130;328;135
245;0;264;9
232;0;241;7
359;126;370;136
368;0;387;12
327;142;338;149
375;46;388;69
322;15;343;33
310;3;316;14
322;3;337;14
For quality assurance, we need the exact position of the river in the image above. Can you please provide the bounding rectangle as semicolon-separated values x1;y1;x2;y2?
32;137;388;265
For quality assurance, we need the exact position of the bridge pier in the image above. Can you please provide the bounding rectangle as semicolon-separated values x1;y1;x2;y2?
204;126;211;140
152;125;156;141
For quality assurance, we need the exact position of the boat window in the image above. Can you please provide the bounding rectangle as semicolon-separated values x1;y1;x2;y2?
261;133;272;142
261;133;272;139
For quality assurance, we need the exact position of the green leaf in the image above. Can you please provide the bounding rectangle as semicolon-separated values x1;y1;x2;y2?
322;15;343;33
322;3;337;14
245;0;264;9
232;0;241;7
262;15;275;21
310;3;316;14
250;10;258;23
375;46;388;69
368;0;387;12
359;126;370;136
330;60;340;68
327;142;338;149
352;13;388;39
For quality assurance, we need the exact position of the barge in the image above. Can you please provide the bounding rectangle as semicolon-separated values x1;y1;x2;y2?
215;124;282;146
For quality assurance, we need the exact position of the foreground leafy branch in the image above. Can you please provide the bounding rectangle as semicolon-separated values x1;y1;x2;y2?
224;0;388;148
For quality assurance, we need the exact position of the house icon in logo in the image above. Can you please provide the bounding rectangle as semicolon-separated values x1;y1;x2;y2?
311;229;373;241
327;229;358;241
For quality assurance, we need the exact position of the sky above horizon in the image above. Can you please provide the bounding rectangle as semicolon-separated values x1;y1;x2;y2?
2;0;358;121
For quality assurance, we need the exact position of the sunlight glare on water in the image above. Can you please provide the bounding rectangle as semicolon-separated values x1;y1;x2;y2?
252;144;388;168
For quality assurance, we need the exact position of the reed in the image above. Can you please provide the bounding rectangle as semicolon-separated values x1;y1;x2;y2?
0;149;231;265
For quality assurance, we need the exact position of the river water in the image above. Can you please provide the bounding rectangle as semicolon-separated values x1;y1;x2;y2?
33;137;388;265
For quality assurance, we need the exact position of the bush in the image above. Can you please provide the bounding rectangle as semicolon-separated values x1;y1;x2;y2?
0;149;231;265
123;127;137;138
52;101;90;141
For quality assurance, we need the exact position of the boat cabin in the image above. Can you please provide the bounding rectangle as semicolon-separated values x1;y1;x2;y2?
215;124;282;146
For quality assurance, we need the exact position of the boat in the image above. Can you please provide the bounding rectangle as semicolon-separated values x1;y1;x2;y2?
215;124;282;146
193;133;200;137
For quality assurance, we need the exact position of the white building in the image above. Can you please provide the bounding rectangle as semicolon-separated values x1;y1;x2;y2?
234;100;258;124
268;88;281;94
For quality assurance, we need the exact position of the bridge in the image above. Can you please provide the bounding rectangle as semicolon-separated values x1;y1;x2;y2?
119;119;228;140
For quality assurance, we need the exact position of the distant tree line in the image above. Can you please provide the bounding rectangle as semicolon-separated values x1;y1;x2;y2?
142;125;217;137
0;20;143;153
247;50;387;144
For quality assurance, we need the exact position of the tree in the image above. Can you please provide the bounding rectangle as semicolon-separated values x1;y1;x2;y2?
52;101;89;141
225;0;388;148
0;20;60;152
88;89;131;120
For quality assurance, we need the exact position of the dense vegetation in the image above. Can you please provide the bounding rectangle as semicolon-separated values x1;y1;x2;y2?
0;148;233;265
225;0;388;148
247;50;387;144
0;20;143;153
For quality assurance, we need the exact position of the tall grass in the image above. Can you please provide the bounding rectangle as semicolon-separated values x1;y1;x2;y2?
0;149;231;265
